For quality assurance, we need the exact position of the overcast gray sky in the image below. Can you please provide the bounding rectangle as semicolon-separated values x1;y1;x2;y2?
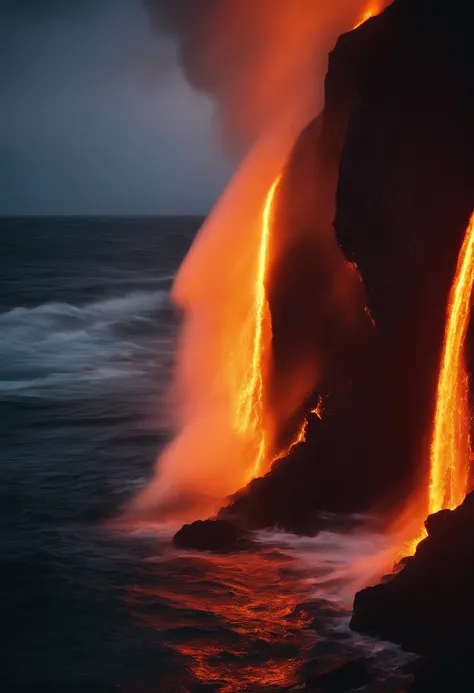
0;0;232;215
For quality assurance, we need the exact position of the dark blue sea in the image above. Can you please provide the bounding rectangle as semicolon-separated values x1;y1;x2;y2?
0;217;412;692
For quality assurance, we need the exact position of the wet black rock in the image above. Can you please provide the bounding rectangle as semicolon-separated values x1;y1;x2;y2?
172;519;254;553
351;491;474;690
351;491;474;651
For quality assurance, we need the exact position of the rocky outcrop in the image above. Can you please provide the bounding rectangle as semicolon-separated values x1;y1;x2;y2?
173;519;254;553
351;491;474;690
351;491;474;651
221;0;474;532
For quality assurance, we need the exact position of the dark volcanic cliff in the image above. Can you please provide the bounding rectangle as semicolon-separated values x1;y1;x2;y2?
221;0;474;531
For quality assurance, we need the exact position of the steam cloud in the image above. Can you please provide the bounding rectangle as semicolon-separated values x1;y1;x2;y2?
144;0;379;152
129;0;383;522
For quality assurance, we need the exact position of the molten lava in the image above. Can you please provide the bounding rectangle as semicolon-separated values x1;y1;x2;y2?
311;400;324;420
238;176;281;479
404;213;474;553
354;1;384;28
428;213;474;514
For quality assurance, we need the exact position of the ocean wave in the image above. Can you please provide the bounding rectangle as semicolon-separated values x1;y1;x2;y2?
255;527;415;679
0;290;167;326
0;290;174;397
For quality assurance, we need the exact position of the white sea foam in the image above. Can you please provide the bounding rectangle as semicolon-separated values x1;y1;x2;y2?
258;525;395;605
0;290;172;397
257;527;416;673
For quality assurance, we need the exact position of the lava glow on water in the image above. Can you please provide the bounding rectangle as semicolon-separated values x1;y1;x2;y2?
238;173;328;479
238;176;281;481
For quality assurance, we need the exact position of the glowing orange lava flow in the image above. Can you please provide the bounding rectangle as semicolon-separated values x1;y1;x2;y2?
273;399;323;464
273;420;308;464
237;176;281;479
428;213;474;514
354;1;383;28
406;213;474;553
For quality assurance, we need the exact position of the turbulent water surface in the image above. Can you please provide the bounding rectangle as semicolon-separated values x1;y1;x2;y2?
1;218;412;692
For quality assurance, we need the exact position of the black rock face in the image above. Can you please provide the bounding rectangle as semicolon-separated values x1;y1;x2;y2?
222;0;474;533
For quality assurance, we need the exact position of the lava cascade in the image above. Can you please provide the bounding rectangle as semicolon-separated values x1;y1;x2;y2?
131;0;389;521
404;213;474;551
129;133;297;521
428;213;474;512
237;176;281;480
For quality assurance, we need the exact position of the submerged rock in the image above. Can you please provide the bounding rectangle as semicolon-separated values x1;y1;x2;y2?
305;657;371;691
221;0;474;533
172;519;254;553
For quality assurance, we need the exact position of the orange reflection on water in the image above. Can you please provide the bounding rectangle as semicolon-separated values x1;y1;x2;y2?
127;548;315;692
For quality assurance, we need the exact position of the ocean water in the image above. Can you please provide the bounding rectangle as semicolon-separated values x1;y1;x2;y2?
0;217;413;692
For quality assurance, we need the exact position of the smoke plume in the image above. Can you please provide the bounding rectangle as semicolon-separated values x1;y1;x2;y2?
144;0;383;153
129;0;385;522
